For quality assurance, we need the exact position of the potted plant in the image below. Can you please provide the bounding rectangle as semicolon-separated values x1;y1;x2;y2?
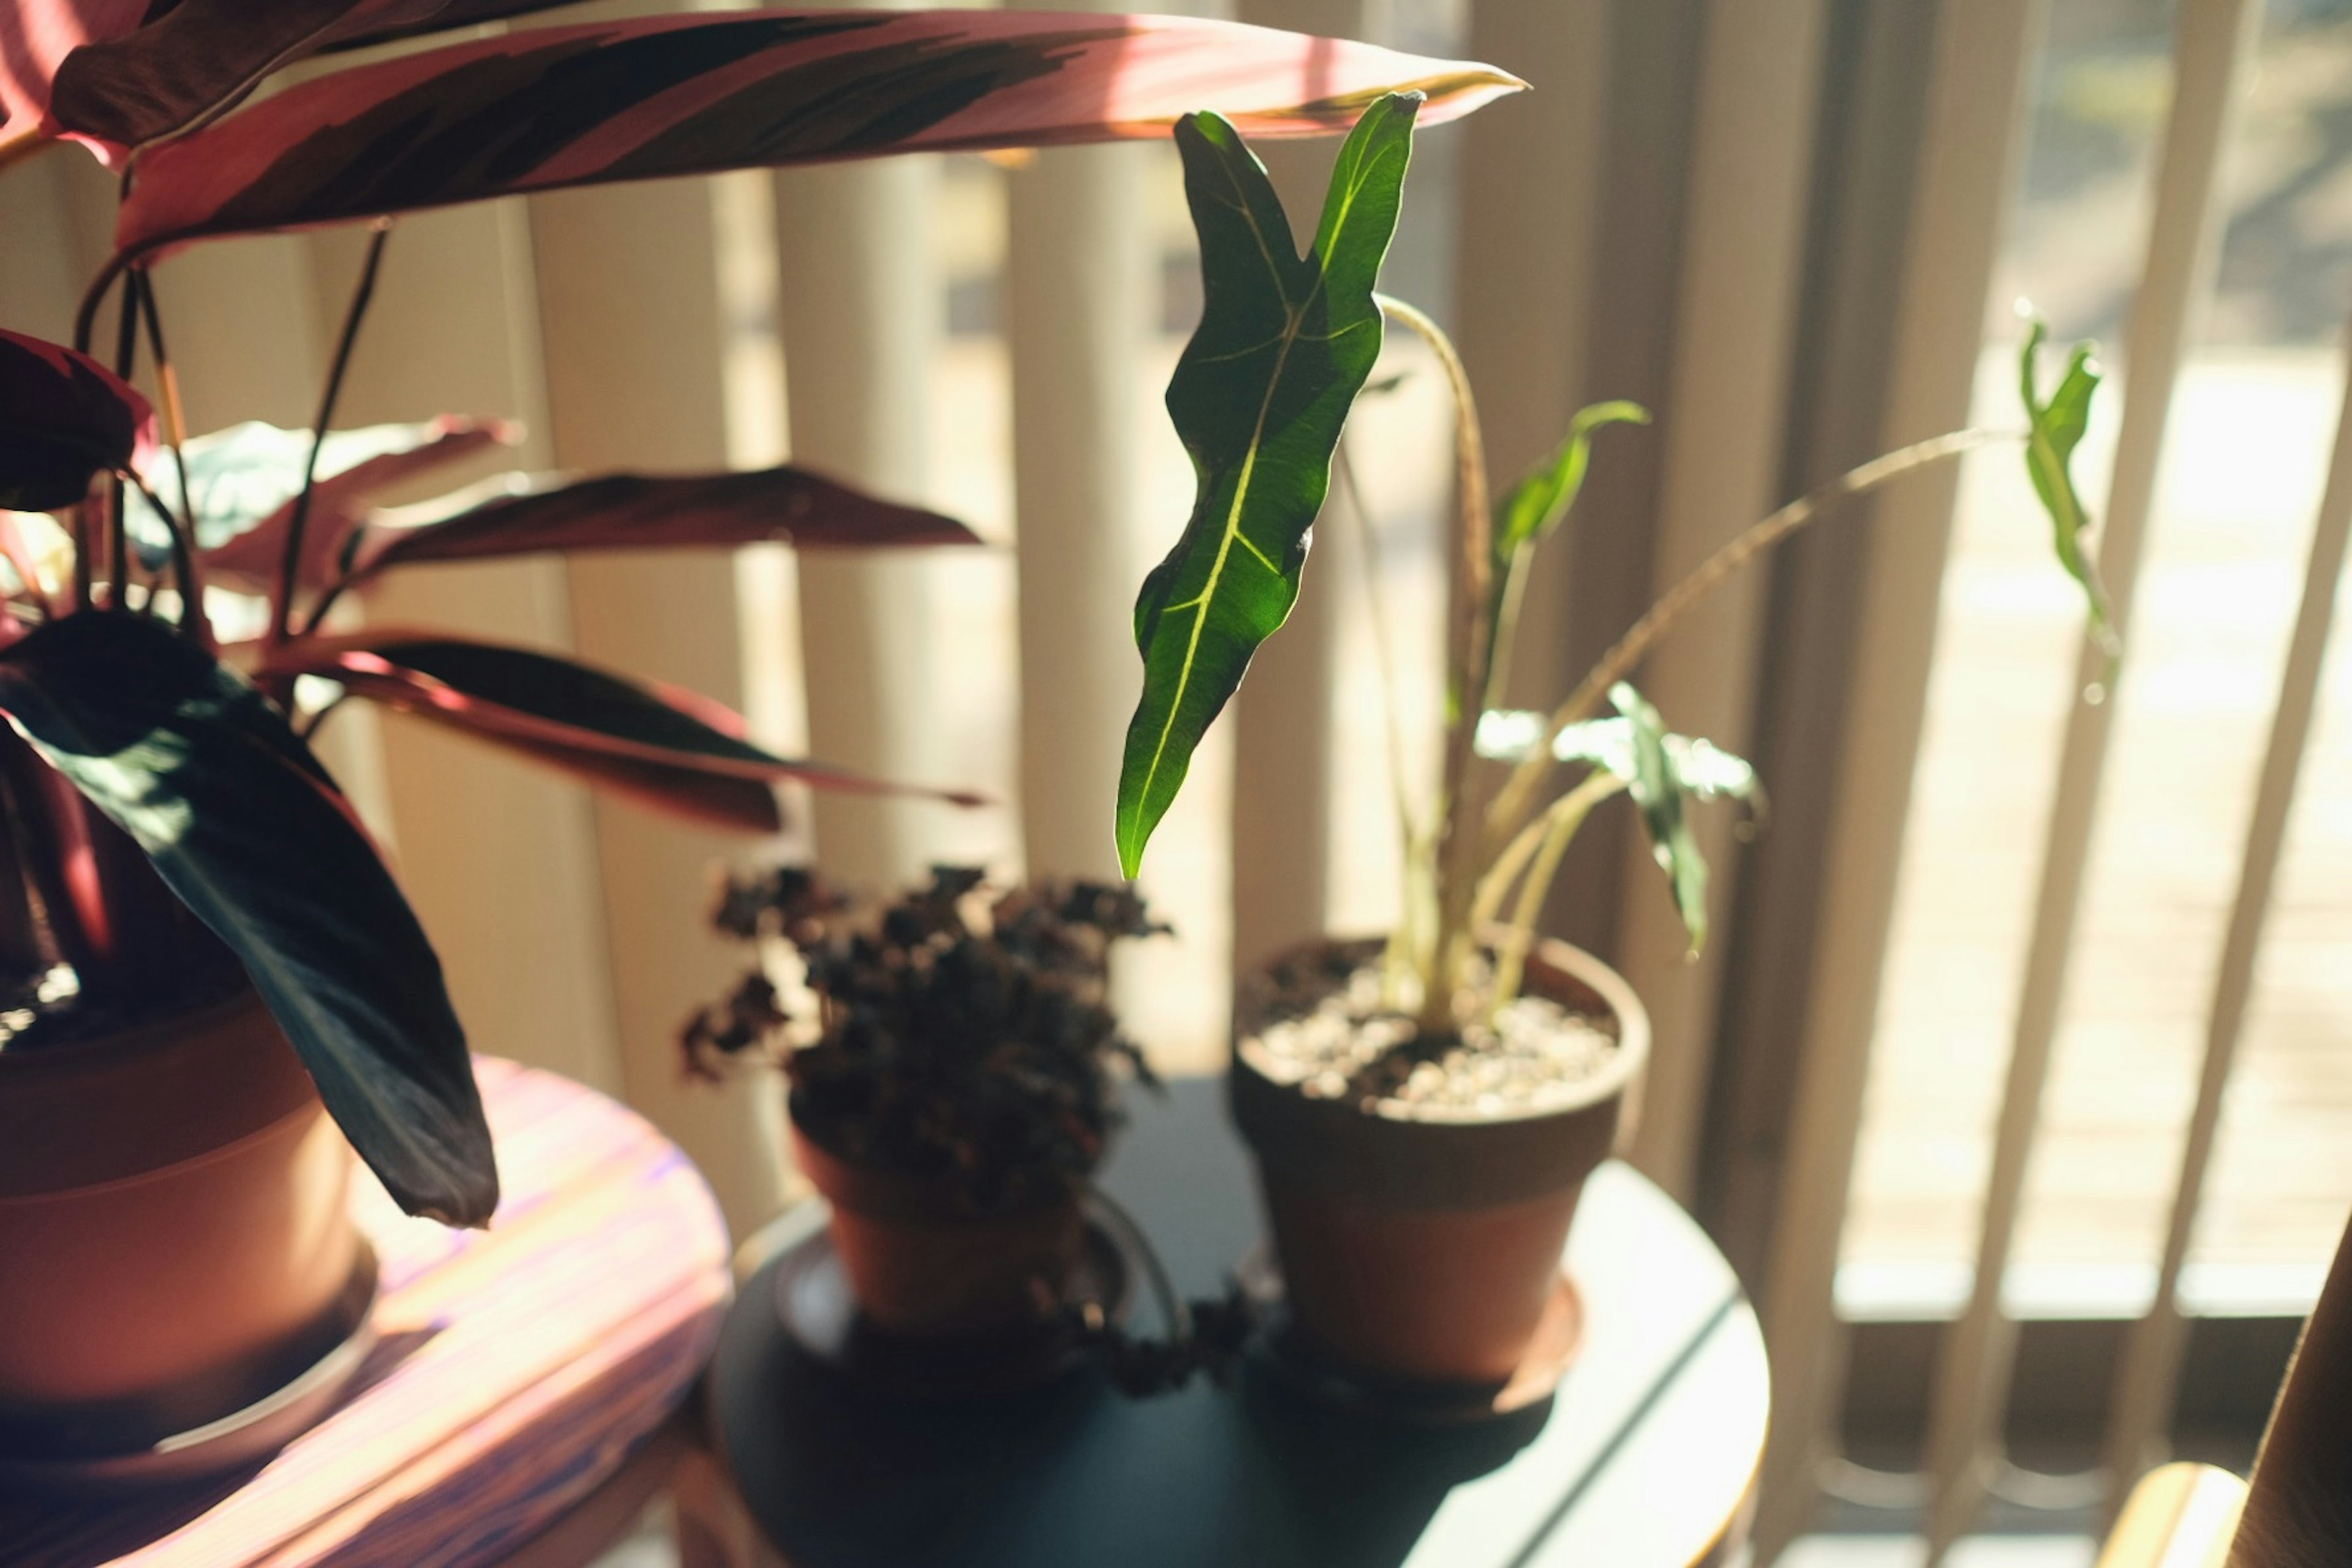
0;3;1521;1476
1112;94;2111;1394
683;866;1162;1341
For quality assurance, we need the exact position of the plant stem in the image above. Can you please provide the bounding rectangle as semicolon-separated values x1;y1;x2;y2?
1489;768;1626;1012
1374;294;1494;1031
108;271;139;610
1478;426;2013;883
134;269;209;644
274;221;390;647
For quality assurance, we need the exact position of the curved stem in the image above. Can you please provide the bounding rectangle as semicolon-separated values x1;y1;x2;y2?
274;220;390;646
1374;293;1495;1029
1479;426;2014;880
107;271;140;609
1490;769;1626;1012
134;268;208;644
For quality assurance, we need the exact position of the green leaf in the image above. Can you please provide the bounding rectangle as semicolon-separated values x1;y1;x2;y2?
1480;688;1762;955
1492;399;1649;566
0;612;496;1226
2018;318;2117;654
1115;92;1421;878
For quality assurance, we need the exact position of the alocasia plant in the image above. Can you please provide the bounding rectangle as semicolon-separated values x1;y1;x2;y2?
1117;100;2113;1042
0;2;1523;1226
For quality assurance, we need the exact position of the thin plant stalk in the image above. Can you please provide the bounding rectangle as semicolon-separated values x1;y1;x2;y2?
134;269;208;644
274;221;390;646
1373;294;1494;1031
1489;767;1626;1013
108;272;140;610
1478;426;2013;877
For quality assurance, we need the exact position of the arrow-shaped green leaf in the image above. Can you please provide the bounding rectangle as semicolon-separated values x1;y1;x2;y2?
1115;92;1421;878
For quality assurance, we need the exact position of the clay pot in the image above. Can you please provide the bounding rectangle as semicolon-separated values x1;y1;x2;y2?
1230;937;1648;1389
0;987;369;1466
790;1115;1086;1336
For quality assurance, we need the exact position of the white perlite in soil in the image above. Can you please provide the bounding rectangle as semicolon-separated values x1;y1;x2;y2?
1242;962;1618;1120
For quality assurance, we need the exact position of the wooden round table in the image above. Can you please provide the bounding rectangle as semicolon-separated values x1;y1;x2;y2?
3;1058;733;1568
712;1077;1768;1567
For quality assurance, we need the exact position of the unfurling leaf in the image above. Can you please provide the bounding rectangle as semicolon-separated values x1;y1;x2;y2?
1491;400;1649;565
1115;92;1420;878
2019;317;2117;654
342;465;978;583
111;12;1520;261
0;611;496;1225
263;633;984;829
0;328;154;511
1479;687;1762;955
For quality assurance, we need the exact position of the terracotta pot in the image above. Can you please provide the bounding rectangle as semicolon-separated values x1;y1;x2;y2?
1230;937;1648;1389
0;987;368;1462
790;1115;1086;1336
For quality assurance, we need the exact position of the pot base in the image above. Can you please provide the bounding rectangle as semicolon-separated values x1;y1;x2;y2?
772;1205;1135;1397
1239;1246;1585;1425
0;1243;380;1496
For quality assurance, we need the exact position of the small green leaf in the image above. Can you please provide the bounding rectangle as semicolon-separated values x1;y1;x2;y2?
1482;690;1762;955
1115;92;1421;878
2019;318;2117;654
1492;400;1649;566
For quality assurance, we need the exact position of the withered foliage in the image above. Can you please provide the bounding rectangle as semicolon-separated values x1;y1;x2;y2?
684;865;1164;1213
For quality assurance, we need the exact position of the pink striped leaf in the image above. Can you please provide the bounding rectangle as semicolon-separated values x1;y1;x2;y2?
262;631;986;831
50;1;582;157
341;465;980;588
2;0;578;166
111;9;1522;260
0;326;154;511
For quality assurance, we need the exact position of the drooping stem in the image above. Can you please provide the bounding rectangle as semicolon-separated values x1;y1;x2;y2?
1478;426;2013;882
1489;767;1626;1013
1374;294;1494;1030
134;268;208;644
274;221;390;646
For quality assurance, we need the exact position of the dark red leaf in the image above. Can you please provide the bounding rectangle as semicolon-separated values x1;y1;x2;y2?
343;464;979;586
0;326;155;511
197;414;516;594
261;632;986;826
111;9;1522;260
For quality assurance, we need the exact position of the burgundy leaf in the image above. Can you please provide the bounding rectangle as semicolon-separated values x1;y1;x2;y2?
197;414;517;594
47;1;584;157
111;9;1522;260
0;326;155;511
261;632;986;826
342;464;979;586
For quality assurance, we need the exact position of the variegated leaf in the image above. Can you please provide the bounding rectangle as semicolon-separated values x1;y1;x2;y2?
110;9;1519;261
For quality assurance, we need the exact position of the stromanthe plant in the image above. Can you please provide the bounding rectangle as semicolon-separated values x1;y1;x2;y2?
1118;94;2112;1039
0;1;1522;1225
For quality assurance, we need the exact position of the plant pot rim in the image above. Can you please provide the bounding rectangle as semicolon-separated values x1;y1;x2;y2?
1232;932;1650;1128
786;1105;1084;1226
0;982;266;1084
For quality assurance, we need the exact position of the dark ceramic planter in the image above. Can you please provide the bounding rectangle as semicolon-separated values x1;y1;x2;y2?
1230;937;1648;1389
789;1115;1088;1337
